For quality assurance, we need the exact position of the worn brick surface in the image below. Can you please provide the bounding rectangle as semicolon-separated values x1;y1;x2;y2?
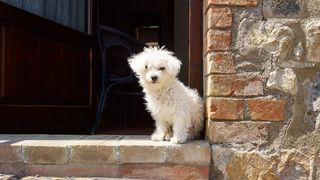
206;29;231;51
166;141;211;165
0;163;120;178
119;136;166;163
206;52;235;74
69;135;120;164
0;135;22;162
208;0;258;6
207;121;269;143
0;162;26;177
207;7;232;29
21;135;82;164
120;164;209;180
0;146;22;163
0;135;47;163
0;135;211;179
206;97;244;120
206;74;264;96
247;99;287;121
23;146;69;164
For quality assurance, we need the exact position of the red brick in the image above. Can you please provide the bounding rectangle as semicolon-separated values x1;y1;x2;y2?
206;97;244;120
0;162;120;178
208;0;258;6
1;163;209;180
247;99;286;121
0;146;22;162
206;74;264;96
207;121;269;143
206;29;231;51
207;52;235;74
120;164;209;180
207;7;232;28
0;135;45;163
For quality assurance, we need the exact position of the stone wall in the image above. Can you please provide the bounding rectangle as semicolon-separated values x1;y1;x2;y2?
204;0;320;179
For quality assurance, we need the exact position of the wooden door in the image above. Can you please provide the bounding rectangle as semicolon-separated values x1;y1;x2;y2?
0;2;96;133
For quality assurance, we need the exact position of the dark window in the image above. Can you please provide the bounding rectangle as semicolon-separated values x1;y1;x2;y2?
0;0;88;32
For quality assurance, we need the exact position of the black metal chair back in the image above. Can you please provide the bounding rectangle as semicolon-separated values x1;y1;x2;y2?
91;25;144;134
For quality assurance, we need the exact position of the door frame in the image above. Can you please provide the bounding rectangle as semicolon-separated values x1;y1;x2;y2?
189;0;203;95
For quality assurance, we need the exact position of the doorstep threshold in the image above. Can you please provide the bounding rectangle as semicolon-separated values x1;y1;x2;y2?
0;134;211;179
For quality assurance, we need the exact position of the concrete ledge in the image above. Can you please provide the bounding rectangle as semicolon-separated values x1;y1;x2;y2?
0;135;211;179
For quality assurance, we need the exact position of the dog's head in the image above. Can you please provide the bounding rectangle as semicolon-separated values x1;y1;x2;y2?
129;47;181;87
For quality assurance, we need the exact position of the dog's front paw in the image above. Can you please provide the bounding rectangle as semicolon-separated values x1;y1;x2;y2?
170;136;187;144
151;133;165;141
164;132;173;141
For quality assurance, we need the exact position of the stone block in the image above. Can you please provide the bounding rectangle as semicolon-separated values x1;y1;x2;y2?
207;7;232;29
206;97;244;120
23;146;68;164
206;74;264;96
306;0;320;17
166;140;211;165
211;147;311;180
247;98;286;121
208;0;258;7
118;136;166;163
237;19;294;62
206;52;235;74
206;29;231;51
69;135;120;164
207;121;268;143
0;135;47;163
263;0;304;18
21;135;83;164
266;68;298;95
305;74;320;128
304;19;320;62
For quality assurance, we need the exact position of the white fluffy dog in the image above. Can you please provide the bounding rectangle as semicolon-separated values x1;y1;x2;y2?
129;47;203;144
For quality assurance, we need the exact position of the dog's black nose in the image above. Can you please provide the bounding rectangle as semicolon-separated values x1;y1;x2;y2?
151;75;158;82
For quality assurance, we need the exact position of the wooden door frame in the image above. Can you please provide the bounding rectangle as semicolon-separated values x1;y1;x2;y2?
189;0;203;96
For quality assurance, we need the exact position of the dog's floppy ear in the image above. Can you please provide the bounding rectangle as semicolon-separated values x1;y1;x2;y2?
128;54;143;74
166;55;182;77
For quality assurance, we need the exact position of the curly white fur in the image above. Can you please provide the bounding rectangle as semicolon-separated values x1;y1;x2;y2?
129;47;204;144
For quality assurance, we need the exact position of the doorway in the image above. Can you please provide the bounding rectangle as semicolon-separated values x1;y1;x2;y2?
96;0;194;134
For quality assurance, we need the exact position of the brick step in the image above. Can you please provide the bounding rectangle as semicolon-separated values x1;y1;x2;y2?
1;174;141;180
0;135;211;180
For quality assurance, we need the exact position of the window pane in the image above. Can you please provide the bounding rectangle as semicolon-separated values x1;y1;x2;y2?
0;0;87;33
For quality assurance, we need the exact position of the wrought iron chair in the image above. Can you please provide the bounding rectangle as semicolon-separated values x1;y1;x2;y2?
91;25;145;134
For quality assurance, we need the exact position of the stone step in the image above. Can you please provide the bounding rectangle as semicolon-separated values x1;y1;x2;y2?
0;135;211;180
1;174;141;180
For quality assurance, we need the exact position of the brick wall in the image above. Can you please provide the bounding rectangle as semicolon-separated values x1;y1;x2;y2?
204;0;286;144
205;0;320;178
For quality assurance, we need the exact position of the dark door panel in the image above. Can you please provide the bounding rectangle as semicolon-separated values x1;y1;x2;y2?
0;2;95;133
1;27;91;106
0;25;3;99
51;45;91;106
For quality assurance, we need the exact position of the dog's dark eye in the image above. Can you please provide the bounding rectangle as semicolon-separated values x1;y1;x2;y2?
145;65;148;69
159;67;165;71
